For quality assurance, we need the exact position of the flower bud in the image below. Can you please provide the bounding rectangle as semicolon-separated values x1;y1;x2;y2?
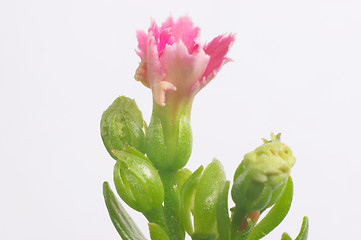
231;133;295;212
113;146;164;212
193;159;226;238
146;102;192;170
101;96;146;159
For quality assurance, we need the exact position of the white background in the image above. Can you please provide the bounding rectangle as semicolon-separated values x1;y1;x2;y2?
1;0;360;239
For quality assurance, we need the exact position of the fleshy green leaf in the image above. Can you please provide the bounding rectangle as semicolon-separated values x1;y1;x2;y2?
177;168;192;190
180;166;204;235
247;176;293;240
295;217;309;240
217;181;231;240
149;223;170;240
281;233;292;240
280;216;309;240
103;182;146;240
193;159;226;236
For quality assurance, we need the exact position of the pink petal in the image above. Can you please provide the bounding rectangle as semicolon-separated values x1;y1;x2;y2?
153;81;176;107
202;33;235;82
172;16;200;54
157;17;175;56
148;17;175;57
147;31;166;89
136;30;148;59
148;20;160;41
160;16;174;30
160;41;210;99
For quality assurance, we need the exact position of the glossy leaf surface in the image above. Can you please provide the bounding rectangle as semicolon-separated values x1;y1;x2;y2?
193;159;226;236
180;166;204;235
217;181;231;240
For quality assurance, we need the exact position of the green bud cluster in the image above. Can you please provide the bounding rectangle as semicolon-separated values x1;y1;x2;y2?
101;95;305;240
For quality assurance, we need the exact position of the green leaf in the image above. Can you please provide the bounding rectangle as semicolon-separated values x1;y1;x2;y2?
280;216;309;240
122;144;148;160
193;159;226;236
295;217;309;240
247;176;293;240
103;182;146;240
149;223;170;240
180;166;204;235
281;233;292;240
217;181;231;240
177;168;192;190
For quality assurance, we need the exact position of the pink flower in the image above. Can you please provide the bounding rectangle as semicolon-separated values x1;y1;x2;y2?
135;16;235;107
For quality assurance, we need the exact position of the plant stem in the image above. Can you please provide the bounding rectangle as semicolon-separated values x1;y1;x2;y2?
143;206;168;233
159;170;185;240
230;206;248;240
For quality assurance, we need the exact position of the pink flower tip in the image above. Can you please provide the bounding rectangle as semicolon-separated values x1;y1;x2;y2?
135;16;235;106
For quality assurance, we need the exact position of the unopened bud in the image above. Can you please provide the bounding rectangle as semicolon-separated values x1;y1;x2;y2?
231;133;295;212
113;146;164;212
101;96;146;159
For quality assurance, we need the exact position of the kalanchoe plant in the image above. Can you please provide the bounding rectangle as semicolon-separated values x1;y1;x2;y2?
101;16;308;240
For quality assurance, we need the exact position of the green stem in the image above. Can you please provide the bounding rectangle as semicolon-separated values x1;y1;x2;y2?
230;206;248;240
143;206;168;234
160;170;185;240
